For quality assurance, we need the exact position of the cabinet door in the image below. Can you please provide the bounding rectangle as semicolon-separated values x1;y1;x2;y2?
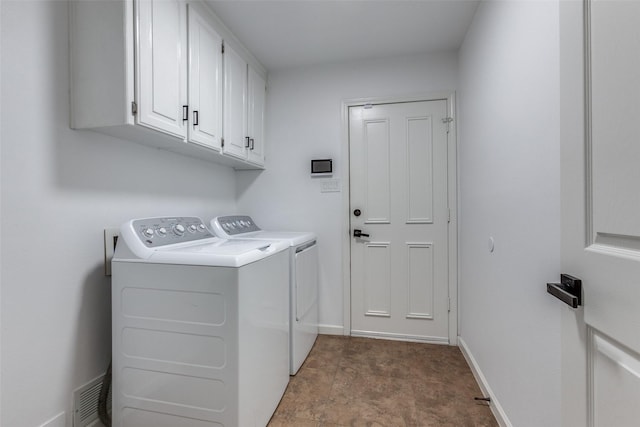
137;0;187;138
223;43;248;159
247;66;266;165
187;5;222;150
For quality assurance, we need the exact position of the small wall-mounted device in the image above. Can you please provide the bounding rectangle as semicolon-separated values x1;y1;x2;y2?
311;159;333;176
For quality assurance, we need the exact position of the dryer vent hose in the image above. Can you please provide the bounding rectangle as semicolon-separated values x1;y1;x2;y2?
98;360;112;427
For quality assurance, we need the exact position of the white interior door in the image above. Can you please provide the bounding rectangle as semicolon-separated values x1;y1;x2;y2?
187;4;222;150
562;1;640;425
349;100;450;342
136;0;187;138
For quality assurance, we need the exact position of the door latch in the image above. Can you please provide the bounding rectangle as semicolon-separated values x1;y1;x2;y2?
353;229;369;238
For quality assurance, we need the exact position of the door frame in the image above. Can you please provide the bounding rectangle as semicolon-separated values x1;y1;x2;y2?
340;92;458;345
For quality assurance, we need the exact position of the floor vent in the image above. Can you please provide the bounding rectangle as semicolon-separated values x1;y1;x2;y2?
73;372;111;427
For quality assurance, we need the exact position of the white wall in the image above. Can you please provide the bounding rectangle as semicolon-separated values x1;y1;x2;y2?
0;2;237;426
236;52;458;331
457;1;562;426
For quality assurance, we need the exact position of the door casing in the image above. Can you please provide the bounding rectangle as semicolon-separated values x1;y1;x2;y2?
340;92;458;345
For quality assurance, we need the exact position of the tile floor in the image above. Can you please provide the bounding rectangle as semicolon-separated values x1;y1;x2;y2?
268;335;498;427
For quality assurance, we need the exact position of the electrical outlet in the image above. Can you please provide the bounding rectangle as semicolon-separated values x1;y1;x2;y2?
104;228;119;276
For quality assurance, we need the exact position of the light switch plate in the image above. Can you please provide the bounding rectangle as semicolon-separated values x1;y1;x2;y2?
321;179;341;193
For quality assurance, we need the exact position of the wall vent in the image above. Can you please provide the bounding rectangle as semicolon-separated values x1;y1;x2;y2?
72;372;111;427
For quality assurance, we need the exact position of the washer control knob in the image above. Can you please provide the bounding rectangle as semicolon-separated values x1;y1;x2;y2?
173;224;185;235
188;224;197;233
157;227;167;237
143;228;154;238
197;224;206;232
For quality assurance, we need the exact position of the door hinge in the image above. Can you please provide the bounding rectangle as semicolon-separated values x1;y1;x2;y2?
221;41;225;54
131;101;138;116
448;297;451;312
448;208;451;223
442;117;453;133
221;138;225;148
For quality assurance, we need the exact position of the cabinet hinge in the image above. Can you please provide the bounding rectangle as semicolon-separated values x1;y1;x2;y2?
221;138;224;148
448;298;451;312
131;101;138;116
221;41;225;54
448;208;451;223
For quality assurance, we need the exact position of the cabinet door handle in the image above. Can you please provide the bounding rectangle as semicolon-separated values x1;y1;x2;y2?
245;136;250;148
250;138;255;150
193;110;199;126
182;105;188;121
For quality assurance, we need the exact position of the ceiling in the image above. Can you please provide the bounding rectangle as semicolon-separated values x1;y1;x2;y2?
205;0;480;72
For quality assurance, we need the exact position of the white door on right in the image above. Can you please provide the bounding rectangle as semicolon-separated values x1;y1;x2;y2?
564;1;640;425
349;100;450;342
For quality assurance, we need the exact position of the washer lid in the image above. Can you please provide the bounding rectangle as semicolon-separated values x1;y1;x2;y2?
231;230;317;247
119;238;288;267
149;239;289;267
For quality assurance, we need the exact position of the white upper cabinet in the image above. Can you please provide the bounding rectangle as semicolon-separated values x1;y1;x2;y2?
223;45;267;167
223;43;249;160
247;66;266;166
187;3;223;151
69;0;265;169
137;0;187;138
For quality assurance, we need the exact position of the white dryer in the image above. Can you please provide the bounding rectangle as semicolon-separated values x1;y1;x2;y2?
211;215;318;375
111;216;289;427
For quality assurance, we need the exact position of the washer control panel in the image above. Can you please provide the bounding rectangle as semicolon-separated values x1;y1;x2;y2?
132;217;213;247
217;215;261;235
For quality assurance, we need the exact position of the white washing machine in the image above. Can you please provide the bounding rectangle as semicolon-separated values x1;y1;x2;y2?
211;215;318;375
111;216;290;427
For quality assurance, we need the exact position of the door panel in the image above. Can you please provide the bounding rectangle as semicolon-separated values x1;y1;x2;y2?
188;5;222;150
363;119;391;223
585;0;640;356
349;101;449;341
363;243;391;317
590;331;640;427
407;243;434;319
222;44;248;159
137;0;187;138
407;117;434;223
247;67;266;165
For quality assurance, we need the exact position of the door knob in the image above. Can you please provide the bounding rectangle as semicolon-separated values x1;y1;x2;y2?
353;209;361;217
353;229;369;238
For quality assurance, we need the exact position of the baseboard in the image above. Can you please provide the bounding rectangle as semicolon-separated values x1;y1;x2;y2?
318;324;344;335
351;329;449;344
458;337;512;427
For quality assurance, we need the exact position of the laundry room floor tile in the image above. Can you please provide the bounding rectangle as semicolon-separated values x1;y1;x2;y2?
268;335;498;427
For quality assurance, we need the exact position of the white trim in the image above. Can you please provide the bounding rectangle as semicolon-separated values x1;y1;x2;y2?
351;329;448;344
37;412;65;427
341;91;459;344
458;337;513;427
318;324;344;336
